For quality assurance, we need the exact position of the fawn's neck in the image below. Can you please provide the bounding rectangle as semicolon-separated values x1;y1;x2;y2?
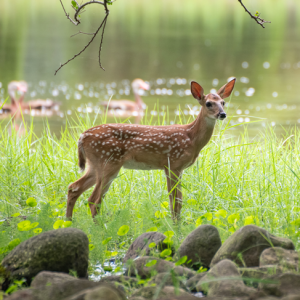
187;108;216;153
133;90;144;109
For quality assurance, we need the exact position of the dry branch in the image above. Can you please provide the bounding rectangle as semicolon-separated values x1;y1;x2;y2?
55;0;110;75
238;0;270;28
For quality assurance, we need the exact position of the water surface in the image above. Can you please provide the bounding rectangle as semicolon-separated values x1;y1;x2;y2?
1;0;300;136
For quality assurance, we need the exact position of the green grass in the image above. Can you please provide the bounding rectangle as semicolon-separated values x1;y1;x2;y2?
0;112;300;278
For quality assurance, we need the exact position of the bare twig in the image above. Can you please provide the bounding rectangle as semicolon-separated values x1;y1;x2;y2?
238;0;270;28
70;31;95;38
99;14;108;70
55;0;110;75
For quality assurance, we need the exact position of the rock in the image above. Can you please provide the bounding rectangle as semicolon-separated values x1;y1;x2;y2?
125;256;195;279
131;286;190;299
260;247;299;272
196;259;257;297
124;232;171;263
156;295;200;300
65;283;127;300
31;271;77;288
239;265;282;287
36;279;100;300
148;272;187;290
259;273;300;297
100;275;139;287
177;225;221;269
4;289;38;300
210;225;294;267
186;272;207;292
1;228;89;286
281;296;300;300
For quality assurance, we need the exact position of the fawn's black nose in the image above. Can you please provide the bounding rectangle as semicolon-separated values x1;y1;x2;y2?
219;112;226;119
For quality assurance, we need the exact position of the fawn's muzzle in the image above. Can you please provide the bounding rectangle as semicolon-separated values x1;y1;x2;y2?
218;112;226;120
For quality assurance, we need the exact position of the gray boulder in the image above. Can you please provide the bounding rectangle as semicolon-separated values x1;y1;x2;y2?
131;286;191;299
125;256;195;279
148;272;187;290
196;259;257;297
4;289;38;300
186;272;207;292
1;228;89;285
210;225;294;267
64;283;126;300
31;271;77;288
239;265;282;288
177;225;221;269
259;273;300;297
260;247;299;272
124;232;171;263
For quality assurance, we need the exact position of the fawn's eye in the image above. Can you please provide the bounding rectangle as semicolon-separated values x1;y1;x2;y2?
222;101;225;106
206;102;212;108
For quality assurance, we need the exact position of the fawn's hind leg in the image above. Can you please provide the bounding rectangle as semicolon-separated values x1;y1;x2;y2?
66;169;96;219
90;164;121;217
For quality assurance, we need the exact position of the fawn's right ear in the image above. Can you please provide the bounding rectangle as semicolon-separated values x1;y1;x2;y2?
191;81;204;104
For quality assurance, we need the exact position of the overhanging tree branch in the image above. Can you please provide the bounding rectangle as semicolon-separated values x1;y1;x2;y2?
238;0;270;28
55;0;111;75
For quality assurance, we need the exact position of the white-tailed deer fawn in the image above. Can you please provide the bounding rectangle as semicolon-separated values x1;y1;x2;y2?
66;78;236;221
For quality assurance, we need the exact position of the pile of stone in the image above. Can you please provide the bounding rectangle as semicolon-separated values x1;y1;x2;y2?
0;225;299;300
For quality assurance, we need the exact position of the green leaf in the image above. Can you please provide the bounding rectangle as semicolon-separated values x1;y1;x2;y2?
53;220;64;230
89;244;95;251
71;1;78;9
26;197;37;207
160;249;172;258
17;220;31;231
228;213;240;224
164;231;174;238
161;201;169;209
29;222;39;229
244;216;254;226
215;209;227;218
203;212;212;221
111;251;118;256
103;266;112;271
146;227;157;232
5;284;18;294
11;213;20;217
163;237;174;246
7;238;21;250
117;225;130;236
148;242;156;248
145;260;157;267
291;218;300;226
187;199;197;205
196;217;202;227
175;256;187;266
102;237;112;245
62;221;72;228
33;228;42;234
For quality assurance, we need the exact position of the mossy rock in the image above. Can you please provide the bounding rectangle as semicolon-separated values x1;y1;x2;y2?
210;225;294;267
177;225;221;269
1;228;89;286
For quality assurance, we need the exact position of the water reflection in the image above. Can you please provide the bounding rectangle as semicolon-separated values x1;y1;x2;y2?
1;0;300;135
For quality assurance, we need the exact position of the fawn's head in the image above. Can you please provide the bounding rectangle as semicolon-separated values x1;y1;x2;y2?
191;78;236;120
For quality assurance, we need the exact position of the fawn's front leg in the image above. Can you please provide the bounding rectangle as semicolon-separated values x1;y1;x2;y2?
165;168;183;221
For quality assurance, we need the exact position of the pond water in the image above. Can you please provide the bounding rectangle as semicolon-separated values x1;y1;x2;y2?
1;0;300;136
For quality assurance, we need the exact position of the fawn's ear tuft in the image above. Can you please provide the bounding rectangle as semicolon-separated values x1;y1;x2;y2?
191;81;204;102
217;78;236;99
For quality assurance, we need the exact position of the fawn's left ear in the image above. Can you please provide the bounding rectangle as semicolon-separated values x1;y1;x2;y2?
217;78;236;99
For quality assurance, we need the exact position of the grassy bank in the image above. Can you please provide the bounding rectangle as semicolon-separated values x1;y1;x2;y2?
0;114;299;276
